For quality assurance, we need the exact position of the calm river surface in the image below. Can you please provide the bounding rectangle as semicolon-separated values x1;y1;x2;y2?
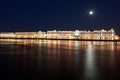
0;39;120;80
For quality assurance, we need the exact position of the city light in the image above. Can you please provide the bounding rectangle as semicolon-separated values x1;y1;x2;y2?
0;29;118;40
74;30;80;36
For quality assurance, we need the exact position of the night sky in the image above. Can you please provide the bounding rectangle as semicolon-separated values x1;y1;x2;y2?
0;0;120;34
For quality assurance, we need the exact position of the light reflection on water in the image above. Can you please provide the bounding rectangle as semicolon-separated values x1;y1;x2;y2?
82;42;99;80
0;39;120;80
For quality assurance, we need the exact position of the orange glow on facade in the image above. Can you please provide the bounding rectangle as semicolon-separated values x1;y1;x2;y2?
0;28;119;40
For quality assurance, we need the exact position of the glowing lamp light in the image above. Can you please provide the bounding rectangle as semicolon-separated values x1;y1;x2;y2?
74;30;79;36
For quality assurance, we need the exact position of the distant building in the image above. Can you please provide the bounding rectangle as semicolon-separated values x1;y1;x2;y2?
0;32;15;38
46;28;117;40
0;28;118;40
47;30;74;39
15;32;36;38
36;31;46;38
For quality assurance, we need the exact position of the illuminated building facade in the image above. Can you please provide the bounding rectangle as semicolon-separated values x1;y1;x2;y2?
36;31;46;39
15;32;37;38
47;30;74;39
0;32;15;38
46;29;117;40
0;28;119;40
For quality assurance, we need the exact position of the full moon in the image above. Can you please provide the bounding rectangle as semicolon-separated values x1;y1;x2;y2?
89;11;94;15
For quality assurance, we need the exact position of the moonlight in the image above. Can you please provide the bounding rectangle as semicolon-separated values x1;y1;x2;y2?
89;11;94;15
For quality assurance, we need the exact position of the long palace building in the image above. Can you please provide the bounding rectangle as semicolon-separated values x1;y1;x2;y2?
0;28;119;40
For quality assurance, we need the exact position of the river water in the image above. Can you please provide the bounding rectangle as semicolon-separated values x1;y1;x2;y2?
0;39;120;80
